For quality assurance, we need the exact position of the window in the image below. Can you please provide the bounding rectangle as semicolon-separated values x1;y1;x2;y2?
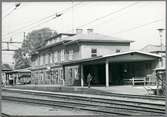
40;55;43;65
91;48;97;57
69;50;73;60
116;49;120;53
52;53;54;63
35;59;38;66
48;53;51;64
54;51;58;63
38;56;40;65
69;68;72;78
43;54;45;65
45;54;48;64
50;53;53;63
55;70;58;79
60;69;63;79
61;49;65;61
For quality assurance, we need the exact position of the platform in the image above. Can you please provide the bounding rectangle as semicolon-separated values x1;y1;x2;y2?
4;84;158;96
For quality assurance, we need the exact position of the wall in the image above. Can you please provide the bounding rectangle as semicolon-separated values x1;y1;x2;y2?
65;44;80;61
31;66;64;85
64;65;80;86
80;42;130;59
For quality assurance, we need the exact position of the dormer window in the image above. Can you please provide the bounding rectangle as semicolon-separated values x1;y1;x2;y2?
91;48;97;57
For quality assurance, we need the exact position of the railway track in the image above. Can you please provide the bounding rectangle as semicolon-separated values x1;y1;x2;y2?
2;88;165;116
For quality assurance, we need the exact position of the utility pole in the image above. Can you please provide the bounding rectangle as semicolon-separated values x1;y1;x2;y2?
24;32;26;41
157;28;165;67
156;28;165;96
71;0;74;33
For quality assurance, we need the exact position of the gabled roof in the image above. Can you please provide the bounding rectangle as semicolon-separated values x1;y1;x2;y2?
62;33;134;45
45;33;75;41
141;44;166;53
103;50;161;58
35;33;133;52
36;40;70;51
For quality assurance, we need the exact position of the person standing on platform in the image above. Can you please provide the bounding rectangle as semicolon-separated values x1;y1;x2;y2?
87;73;93;88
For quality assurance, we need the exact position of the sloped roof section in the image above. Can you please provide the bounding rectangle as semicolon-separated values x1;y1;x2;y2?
62;51;160;65
62;33;134;43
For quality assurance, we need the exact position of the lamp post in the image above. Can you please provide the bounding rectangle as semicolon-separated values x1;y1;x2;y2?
157;28;165;67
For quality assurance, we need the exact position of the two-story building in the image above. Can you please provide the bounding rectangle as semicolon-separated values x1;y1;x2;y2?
31;29;161;87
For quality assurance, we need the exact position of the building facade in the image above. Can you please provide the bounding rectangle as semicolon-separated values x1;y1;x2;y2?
31;29;161;87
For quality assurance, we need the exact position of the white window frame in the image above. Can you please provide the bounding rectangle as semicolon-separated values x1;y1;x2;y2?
69;50;73;60
91;48;97;57
54;51;58;63
43;54;45;65
61;49;65;61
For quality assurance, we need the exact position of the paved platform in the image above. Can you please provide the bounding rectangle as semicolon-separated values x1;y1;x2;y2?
92;85;157;95
4;84;158;96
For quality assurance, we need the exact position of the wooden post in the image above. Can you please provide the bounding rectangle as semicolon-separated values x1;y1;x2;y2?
62;66;65;86
105;60;109;87
80;64;84;87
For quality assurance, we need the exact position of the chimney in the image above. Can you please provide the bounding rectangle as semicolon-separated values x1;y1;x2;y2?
87;28;93;34
76;29;83;34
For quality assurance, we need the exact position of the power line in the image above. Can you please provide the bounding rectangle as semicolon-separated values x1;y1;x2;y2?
20;16;62;32
72;2;139;30
3;2;82;38
3;8;16;19
112;19;163;35
3;3;21;19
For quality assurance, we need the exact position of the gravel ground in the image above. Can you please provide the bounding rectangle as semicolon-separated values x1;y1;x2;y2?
2;100;98;116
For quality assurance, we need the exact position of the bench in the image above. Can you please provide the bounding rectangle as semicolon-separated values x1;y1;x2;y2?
124;76;157;86
130;77;145;86
123;78;145;85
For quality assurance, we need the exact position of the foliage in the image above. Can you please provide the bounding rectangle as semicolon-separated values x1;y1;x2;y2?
13;28;57;69
2;63;12;71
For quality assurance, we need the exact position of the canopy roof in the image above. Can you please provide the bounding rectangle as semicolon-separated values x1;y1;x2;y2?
62;51;160;65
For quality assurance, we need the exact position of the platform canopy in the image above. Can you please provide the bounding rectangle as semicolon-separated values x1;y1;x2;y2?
62;51;161;66
104;51;161;62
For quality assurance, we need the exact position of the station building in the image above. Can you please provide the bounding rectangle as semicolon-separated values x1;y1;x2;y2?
30;29;161;87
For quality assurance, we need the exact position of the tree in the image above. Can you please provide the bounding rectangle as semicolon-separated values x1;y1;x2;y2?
13;28;57;69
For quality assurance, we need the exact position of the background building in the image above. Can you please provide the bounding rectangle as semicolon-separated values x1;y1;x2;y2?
31;29;161;87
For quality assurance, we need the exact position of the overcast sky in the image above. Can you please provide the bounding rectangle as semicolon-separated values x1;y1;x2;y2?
2;1;165;65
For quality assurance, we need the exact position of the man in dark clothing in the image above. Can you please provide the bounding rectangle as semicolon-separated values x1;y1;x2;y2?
87;73;92;88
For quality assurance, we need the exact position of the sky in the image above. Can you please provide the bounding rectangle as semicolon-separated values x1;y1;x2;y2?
2;1;166;65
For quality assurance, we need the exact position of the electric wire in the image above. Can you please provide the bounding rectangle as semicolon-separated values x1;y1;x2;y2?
112;19;163;35
3;2;82;38
3;3;21;19
3;7;17;19
73;2;139;30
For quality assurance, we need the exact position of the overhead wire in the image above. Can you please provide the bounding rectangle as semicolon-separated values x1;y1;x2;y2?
72;2;139;30
3;3;21;20
3;2;82;38
3;8;15;19
112;19;163;35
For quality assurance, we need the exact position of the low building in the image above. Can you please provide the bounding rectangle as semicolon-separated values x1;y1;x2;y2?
31;29;161;87
2;64;12;85
5;68;31;85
